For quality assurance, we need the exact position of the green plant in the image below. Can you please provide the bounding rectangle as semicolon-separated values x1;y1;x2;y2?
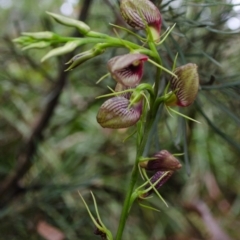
12;1;219;239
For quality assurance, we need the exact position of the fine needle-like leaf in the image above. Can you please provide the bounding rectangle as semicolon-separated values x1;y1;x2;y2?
96;73;110;84
139;157;156;162
90;191;106;229
138;201;161;212
138;164;145;180
142;169;168;207
182;118;191;176
96;89;134;99
172;52;179;71
141;92;150;109
148;59;178;78
109;23;146;41
107;86;115;93
90;192;113;240
123;129;137;143
167;106;201;124
173;153;184;157
164;104;174;118
78;191;103;231
157;23;176;46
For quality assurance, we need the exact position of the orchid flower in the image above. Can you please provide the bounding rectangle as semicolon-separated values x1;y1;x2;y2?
120;0;162;42
96;96;142;129
107;53;148;87
166;63;199;107
140;150;182;171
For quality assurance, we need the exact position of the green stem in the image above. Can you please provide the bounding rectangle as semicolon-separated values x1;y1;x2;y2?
115;32;163;240
146;27;162;98
45;33;155;57
115;116;154;240
148;43;162;98
115;156;139;240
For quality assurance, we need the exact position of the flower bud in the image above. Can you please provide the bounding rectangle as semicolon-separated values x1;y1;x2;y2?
22;41;51;51
120;0;162;42
65;46;105;71
140;150;182;171
41;41;80;62
107;53;148;87
96;96;142;129
47;12;90;35
142;171;173;198
167;63;199;107
22;31;57;40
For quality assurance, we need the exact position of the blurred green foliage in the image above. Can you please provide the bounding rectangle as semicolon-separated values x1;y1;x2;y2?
0;0;240;239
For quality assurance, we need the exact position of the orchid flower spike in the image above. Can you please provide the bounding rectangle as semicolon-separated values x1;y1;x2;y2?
107;53;148;87
166;63;199;107
96;96;142;129
140;150;182;171
120;0;162;42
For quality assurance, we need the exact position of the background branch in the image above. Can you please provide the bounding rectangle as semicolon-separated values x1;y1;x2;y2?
0;0;93;206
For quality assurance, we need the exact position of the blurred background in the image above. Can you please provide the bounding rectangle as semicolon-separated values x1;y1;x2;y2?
0;0;240;239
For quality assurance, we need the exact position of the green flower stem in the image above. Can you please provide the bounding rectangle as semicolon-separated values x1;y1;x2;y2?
52;36;155;57
104;36;154;56
55;37;108;44
146;29;163;98
115;30;164;240
115;115;155;240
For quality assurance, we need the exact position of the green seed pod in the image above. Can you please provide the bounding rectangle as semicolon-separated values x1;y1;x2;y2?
13;36;33;44
47;12;90;35
22;31;57;40
65;46;105;71
22;42;51;51
41;41;80;62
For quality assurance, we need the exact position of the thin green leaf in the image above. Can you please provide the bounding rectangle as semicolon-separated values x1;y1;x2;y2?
201;81;240;90
195;101;240;153
96;72;110;84
109;23;146;41
78;192;103;231
138;202;161;212
90;191;106;229
142;170;168;207
148;59;178;78
167;106;201;124
182;118;191;176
